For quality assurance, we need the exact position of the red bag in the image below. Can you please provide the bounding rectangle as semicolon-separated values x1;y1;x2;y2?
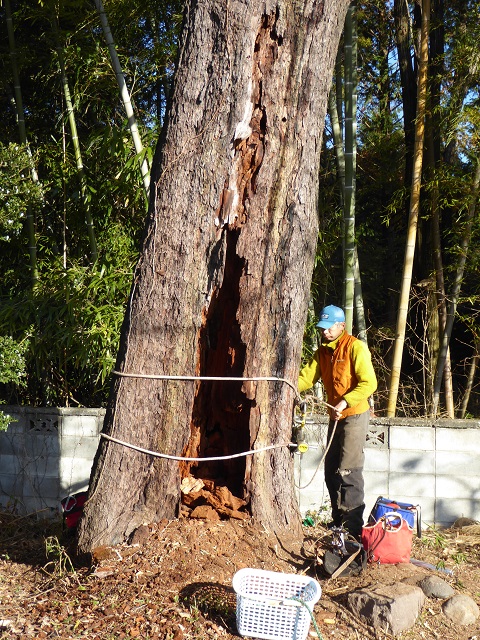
61;491;87;530
361;512;413;564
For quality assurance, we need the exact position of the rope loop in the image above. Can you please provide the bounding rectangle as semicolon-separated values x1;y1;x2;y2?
113;370;302;403
105;370;337;467
100;432;296;461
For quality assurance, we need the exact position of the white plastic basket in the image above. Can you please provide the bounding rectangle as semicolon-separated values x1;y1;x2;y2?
232;568;321;640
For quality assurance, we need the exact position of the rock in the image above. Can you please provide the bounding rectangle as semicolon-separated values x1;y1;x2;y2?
442;594;479;625
347;583;425;636
419;575;455;599
452;517;478;528
129;524;150;546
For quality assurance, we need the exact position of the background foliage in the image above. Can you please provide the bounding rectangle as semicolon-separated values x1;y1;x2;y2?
0;0;479;417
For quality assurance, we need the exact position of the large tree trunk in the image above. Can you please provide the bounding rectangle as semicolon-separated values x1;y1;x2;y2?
76;0;350;555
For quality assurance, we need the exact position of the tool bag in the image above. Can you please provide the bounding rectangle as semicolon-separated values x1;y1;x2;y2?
361;512;414;564
60;491;87;530
368;496;421;538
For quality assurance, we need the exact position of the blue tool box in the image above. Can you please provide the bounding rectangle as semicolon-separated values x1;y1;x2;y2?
368;496;422;538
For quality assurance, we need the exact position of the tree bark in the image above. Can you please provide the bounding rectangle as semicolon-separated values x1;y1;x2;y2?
76;0;350;555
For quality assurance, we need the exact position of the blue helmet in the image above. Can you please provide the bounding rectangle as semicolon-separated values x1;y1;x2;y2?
316;305;345;329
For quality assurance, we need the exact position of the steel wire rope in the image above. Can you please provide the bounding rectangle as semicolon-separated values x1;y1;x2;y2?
113;370;302;401
102;370;338;466
83;374;339;514
100;432;296;460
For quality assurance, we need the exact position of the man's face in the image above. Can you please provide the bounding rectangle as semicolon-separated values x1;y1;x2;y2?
322;322;345;342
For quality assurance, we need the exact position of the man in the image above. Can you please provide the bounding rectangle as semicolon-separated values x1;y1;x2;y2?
298;304;377;540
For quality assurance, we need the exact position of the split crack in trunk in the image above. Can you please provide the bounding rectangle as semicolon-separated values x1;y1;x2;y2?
179;15;280;521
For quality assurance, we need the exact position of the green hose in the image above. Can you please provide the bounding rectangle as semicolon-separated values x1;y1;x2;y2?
290;596;325;640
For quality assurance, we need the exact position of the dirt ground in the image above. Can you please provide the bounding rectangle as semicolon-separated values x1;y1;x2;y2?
0;511;479;640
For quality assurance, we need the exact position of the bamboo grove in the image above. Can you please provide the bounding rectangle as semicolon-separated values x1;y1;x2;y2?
0;0;479;418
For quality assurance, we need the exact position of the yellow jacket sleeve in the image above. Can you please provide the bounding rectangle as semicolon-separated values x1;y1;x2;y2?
298;352;321;393
342;339;377;407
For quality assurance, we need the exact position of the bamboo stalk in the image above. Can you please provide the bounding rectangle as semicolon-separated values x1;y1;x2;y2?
343;1;357;333
94;0;151;200
52;16;98;263
429;141;455;418
328;32;367;343
387;0;430;417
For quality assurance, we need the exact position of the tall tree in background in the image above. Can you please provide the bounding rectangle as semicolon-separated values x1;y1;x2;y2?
327;5;367;342
76;0;351;553
388;0;430;417
432;160;480;416
393;0;419;191
415;0;480;416
343;0;357;334
425;0;455;416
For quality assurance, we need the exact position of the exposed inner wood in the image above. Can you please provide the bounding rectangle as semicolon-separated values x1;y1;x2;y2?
179;17;279;520
180;230;251;517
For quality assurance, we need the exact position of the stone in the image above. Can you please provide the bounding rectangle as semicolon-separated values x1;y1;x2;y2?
442;594;479;626
419;575;455;599
129;524;150;546
347;583;425;636
452;517;478;528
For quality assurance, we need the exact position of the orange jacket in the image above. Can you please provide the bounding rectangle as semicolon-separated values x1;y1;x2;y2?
298;331;377;418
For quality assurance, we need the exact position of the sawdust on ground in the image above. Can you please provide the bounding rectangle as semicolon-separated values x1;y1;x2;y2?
0;512;479;639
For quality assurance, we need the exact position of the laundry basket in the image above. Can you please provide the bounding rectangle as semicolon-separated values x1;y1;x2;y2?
232;568;321;640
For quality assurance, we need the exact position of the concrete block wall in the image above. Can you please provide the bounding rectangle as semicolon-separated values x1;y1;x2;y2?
294;416;480;528
0;407;104;516
0;407;479;528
